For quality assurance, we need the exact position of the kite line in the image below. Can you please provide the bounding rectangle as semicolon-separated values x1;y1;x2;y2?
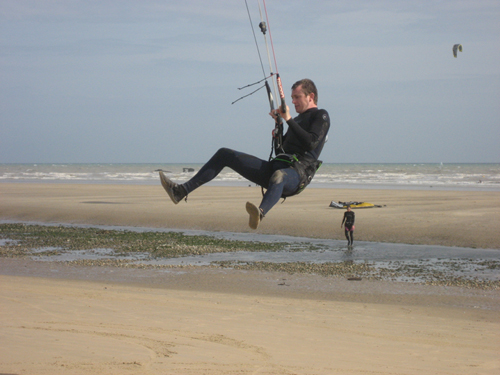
233;0;286;157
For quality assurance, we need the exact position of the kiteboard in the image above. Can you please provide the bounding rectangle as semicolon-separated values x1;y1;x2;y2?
329;201;382;209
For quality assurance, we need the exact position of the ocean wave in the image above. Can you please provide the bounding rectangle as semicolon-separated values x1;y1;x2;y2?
1;163;499;190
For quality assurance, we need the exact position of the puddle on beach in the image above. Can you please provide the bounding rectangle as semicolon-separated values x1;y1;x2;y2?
27;247;499;284
4;226;494;284
1;221;499;285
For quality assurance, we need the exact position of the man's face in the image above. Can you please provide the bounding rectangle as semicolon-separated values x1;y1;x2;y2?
291;85;315;114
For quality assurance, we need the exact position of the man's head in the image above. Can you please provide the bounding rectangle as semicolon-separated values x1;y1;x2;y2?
291;78;318;114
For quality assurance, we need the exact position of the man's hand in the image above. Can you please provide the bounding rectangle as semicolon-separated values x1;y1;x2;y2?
269;105;291;122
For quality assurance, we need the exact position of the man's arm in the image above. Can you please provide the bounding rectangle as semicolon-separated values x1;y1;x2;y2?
286;109;330;151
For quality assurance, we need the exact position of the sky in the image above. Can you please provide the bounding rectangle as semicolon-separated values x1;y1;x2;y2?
1;0;499;164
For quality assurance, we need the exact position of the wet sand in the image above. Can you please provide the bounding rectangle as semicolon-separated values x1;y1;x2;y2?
2;182;500;248
1;182;499;374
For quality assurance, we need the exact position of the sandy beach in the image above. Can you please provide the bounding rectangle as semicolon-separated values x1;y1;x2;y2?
1;182;499;374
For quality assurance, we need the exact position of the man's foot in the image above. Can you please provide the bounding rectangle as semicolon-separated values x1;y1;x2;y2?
246;202;263;230
159;171;187;204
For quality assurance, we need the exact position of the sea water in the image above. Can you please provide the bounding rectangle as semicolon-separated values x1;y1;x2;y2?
1;163;499;191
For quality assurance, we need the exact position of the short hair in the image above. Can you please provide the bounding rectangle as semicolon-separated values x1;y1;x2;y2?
292;78;318;104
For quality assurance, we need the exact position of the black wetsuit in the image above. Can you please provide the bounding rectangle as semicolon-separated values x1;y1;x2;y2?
181;107;330;216
342;210;355;245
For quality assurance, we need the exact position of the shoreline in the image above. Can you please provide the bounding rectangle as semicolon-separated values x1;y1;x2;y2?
2;179;500;193
2;162;499;192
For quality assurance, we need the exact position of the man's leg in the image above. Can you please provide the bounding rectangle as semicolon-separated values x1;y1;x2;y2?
258;168;301;216
160;148;273;204
182;148;273;194
160;148;302;229
246;167;301;229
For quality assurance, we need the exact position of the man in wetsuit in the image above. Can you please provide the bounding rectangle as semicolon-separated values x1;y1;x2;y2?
341;205;355;246
159;78;330;229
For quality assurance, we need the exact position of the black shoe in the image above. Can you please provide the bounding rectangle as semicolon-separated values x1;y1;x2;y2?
159;171;186;204
246;202;263;230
